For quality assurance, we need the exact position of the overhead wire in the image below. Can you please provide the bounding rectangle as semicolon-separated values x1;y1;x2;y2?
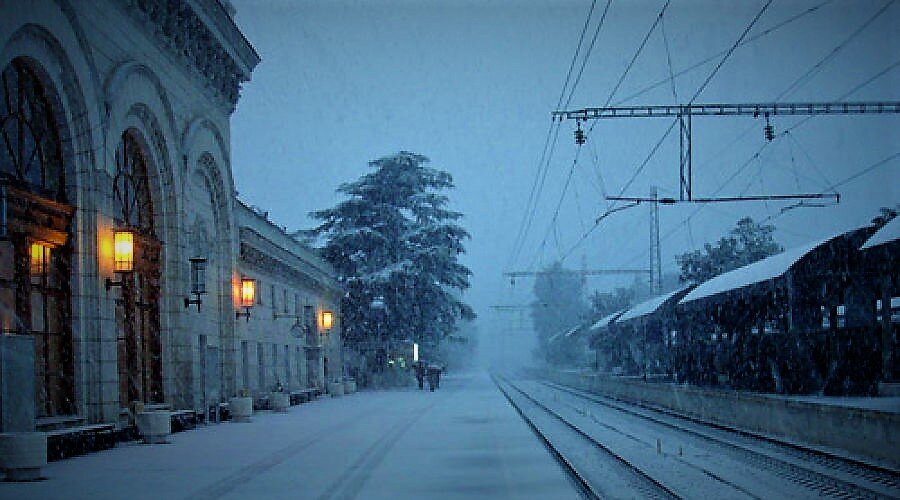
687;0;773;104
508;0;601;270
545;0;676;266
613;0;834;105
521;0;617;269
599;0;896;268
826;151;900;190
602;0;672;110
688;5;898;193
564;0;615;108
661;14;678;102
777;0;896;100
561;0;774;262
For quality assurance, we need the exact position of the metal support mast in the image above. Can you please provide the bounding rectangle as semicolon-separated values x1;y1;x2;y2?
552;101;900;202
650;186;661;294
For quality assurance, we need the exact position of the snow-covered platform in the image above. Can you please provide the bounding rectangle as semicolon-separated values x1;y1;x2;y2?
770;393;900;413
0;371;578;499
550;370;900;466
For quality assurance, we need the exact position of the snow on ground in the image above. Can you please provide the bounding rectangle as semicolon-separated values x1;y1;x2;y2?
0;371;578;500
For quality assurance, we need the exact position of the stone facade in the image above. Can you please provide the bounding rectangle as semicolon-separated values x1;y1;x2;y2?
0;0;339;429
234;201;343;397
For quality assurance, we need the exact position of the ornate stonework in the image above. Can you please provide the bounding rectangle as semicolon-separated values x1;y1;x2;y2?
240;240;332;295
121;0;258;111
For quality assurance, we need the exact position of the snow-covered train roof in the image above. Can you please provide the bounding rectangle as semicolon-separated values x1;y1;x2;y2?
861;216;900;250
618;286;691;323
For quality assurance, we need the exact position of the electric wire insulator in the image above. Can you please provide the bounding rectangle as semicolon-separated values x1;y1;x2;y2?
574;122;586;145
764;124;775;141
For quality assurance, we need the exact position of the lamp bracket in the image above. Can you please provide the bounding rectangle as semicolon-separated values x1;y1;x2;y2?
105;270;133;291
184;294;203;311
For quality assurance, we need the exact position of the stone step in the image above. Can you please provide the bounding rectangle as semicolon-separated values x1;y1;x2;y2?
143;403;172;412
36;415;87;432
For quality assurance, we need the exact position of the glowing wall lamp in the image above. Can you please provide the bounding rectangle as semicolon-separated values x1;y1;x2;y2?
30;243;48;278
235;277;256;321
106;229;134;290
320;310;334;332
184;257;207;311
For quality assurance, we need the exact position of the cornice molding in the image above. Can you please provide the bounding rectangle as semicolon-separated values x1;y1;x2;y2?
120;0;259;112
239;237;341;297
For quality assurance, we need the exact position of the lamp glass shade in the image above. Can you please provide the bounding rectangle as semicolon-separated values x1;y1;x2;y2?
321;310;334;331
114;231;134;272
30;243;47;277
240;278;256;307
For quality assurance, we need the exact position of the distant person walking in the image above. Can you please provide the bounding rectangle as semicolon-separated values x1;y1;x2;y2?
414;361;425;390
426;364;441;391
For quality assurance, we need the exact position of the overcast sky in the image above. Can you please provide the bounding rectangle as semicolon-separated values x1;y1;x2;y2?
230;0;899;367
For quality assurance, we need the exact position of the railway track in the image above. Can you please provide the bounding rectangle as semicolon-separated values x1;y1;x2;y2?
538;379;900;499
495;374;684;499
495;374;900;499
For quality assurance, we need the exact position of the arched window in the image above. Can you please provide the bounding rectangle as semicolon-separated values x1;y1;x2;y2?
113;129;163;406
0;58;65;201
113;129;155;234
0;57;73;418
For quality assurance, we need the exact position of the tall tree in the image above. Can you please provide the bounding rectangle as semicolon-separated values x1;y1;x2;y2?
309;152;475;356
531;262;587;360
676;217;782;283
589;287;635;319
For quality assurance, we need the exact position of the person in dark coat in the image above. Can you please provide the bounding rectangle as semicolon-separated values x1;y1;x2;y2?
426;364;441;391
414;361;425;390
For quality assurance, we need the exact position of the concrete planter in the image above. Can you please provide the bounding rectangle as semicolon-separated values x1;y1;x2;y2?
327;381;344;397
230;396;253;422
136;411;171;444
0;432;47;481
343;379;356;394
269;392;290;412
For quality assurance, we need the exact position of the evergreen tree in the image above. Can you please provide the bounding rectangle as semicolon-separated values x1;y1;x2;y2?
589;287;635;320
531;262;587;361
309;152;475;357
676;217;782;283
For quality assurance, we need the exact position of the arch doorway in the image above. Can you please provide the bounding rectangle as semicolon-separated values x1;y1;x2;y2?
0;57;75;418
113;129;163;408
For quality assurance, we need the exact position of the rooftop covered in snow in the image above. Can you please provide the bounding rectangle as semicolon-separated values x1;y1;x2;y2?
590;310;625;332
618;286;691;323
549;324;581;343
861;216;900;250
680;226;863;304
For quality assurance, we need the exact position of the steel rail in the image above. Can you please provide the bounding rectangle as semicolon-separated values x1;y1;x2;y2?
495;375;682;499
492;375;600;500
540;380;899;498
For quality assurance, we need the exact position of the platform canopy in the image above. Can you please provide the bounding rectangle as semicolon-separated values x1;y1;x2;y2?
680;227;860;304
564;320;596;338
548;325;579;344
861;216;900;250
589;310;625;332
618;286;691;322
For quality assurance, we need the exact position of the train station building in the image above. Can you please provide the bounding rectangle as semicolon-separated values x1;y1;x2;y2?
0;0;342;436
